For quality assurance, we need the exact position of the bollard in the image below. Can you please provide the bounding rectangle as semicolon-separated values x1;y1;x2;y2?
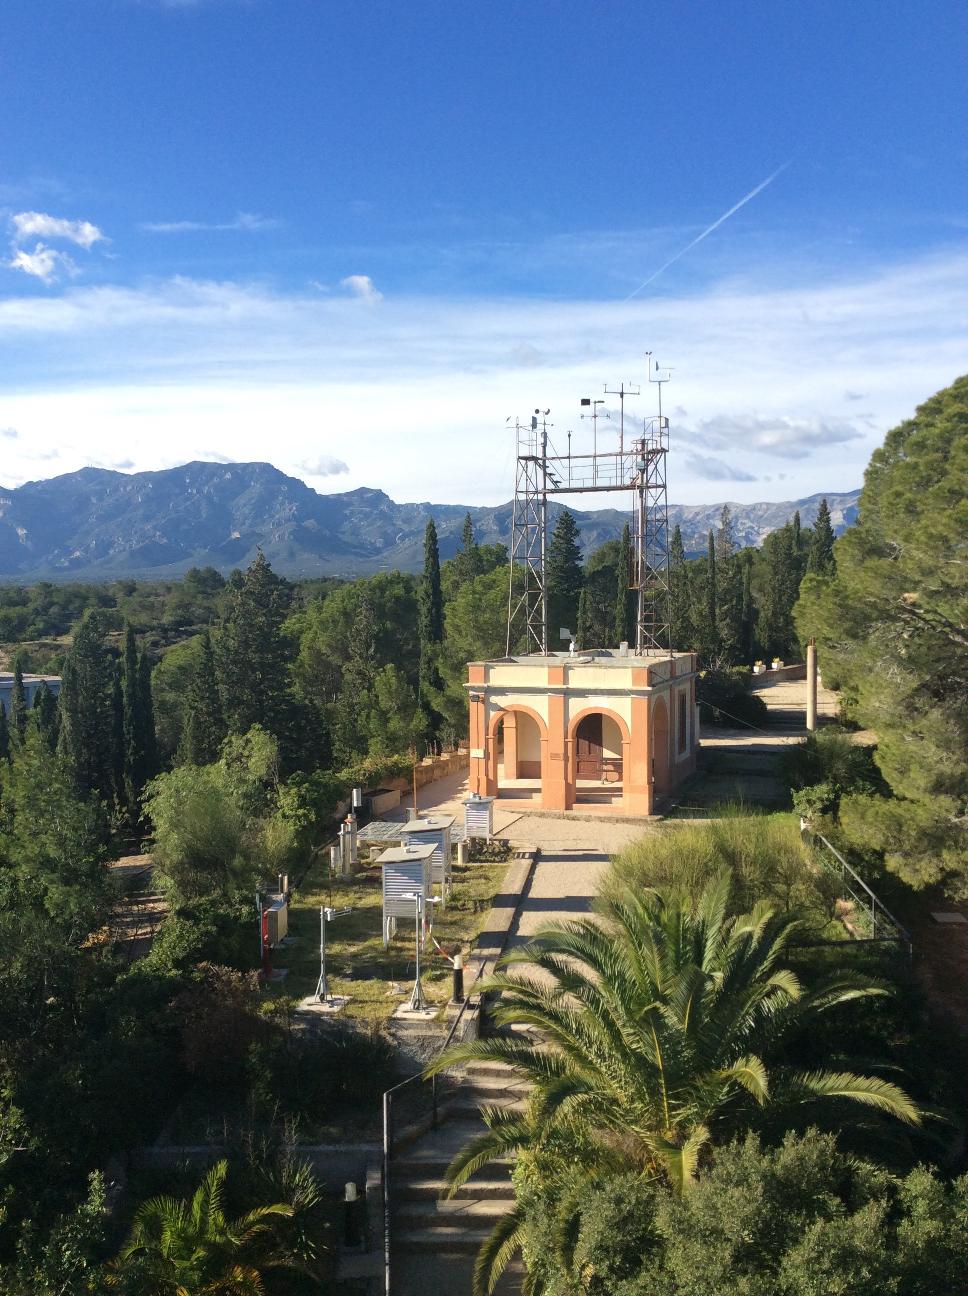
452;949;465;1004
344;1181;362;1248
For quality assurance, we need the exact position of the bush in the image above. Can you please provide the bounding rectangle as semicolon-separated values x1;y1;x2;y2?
697;669;768;728
142;896;257;976
466;837;513;863
247;1026;397;1120
609;812;837;932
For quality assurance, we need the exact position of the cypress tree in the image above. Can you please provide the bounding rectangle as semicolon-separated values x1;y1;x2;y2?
217;550;297;758
547;509;584;649
121;623;141;809
807;498;836;576
760;524;800;657
111;663;126;810
715;506;743;664
612;523;634;647
457;513;481;587
575;587;593;650
793;509;802;556
11;659;28;745
740;551;756;664
668;524;693;649
418;519;444;741
181;631;225;765
418;519;444;646
0;702;9;764
332;590;378;764
702;528;719;663
57;612;116;803
32;679;59;753
138;650;158;782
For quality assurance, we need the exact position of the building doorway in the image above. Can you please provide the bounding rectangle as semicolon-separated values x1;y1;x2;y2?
574;711;624;802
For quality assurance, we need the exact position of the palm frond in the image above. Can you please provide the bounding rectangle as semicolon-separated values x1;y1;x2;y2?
789;1069;922;1126
472;1205;528;1296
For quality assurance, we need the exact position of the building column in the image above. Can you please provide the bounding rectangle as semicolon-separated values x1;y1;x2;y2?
806;639;818;732
625;693;652;814
544;678;569;811
503;712;519;779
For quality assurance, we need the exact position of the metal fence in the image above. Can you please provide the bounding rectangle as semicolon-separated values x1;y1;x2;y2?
807;828;913;956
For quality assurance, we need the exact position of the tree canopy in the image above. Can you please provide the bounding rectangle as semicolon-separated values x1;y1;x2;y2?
796;374;968;894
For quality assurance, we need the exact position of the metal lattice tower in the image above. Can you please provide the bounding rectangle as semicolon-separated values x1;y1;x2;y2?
506;413;549;654
507;358;672;656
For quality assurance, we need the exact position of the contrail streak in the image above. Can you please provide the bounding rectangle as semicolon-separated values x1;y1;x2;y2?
622;161;791;302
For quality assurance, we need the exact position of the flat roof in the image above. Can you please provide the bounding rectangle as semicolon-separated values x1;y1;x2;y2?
401;814;456;832
377;843;436;864
468;649;693;667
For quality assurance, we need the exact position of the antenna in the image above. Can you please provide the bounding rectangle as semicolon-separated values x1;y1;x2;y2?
604;380;640;455
506;356;672;656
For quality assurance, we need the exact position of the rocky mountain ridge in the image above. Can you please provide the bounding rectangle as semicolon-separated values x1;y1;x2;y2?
0;462;861;580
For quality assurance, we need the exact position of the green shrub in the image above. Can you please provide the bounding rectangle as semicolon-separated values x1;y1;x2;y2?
247;1026;397;1120
466;837;513;863
609;811;836;932
697;669;769;728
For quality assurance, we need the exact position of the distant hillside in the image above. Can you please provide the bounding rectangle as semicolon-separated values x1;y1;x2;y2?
0;462;861;581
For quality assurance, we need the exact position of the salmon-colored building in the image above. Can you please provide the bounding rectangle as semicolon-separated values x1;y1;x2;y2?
466;649;699;815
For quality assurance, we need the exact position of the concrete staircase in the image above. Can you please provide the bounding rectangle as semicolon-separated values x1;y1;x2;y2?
391;1056;530;1295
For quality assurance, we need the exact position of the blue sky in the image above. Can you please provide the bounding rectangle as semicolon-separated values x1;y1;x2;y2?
1;0;966;507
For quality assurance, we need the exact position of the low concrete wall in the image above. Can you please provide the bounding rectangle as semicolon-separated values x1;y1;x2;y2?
750;663;806;688
382;749;470;796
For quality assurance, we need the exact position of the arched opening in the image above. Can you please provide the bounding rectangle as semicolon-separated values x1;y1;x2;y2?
489;706;547;802
652;696;671;799
570;709;628;806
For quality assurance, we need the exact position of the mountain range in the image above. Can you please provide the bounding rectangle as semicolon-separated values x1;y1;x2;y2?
0;462;861;581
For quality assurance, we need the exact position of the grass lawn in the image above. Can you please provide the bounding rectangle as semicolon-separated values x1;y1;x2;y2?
269;849;511;1023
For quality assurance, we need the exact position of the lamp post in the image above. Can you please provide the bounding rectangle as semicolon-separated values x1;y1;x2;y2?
315;905;354;1004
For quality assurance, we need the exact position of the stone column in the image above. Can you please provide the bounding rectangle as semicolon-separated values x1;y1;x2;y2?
806;638;818;732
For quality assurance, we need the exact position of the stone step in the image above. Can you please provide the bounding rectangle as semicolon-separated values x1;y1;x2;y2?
397;1174;513;1201
395;1224;499;1254
396;1197;513;1224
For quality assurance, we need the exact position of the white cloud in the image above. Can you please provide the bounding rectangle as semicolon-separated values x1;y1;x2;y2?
680;413;864;460
0;248;965;507
11;211;104;249
298;455;349;478
683;454;757;482
6;243;76;284
140;212;279;234
0;426;18;439
340;274;383;303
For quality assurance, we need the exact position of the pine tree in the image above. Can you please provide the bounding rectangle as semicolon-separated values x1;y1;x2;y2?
10;660;28;745
807;498;836;576
32;679;59;752
612;523;634;647
216;550;297;759
547;509;584;650
57;612;116;803
575;587;593;650
0;702;9;764
181;631;225;765
668;525;693;649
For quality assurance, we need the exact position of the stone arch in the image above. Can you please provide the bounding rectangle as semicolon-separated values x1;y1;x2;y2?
487;704;549;796
567;706;631;801
651;695;671;798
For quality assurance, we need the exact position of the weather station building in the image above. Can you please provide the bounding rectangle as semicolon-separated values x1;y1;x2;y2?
467;360;699;816
0;672;60;715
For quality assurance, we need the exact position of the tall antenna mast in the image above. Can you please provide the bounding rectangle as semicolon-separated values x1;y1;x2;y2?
506;356;673;657
604;379;640;455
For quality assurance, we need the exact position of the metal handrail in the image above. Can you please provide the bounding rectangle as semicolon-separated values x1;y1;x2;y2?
381;957;489;1296
808;829;913;955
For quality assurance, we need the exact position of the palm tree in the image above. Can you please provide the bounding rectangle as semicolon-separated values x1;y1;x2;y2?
428;875;920;1295
106;1158;294;1295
